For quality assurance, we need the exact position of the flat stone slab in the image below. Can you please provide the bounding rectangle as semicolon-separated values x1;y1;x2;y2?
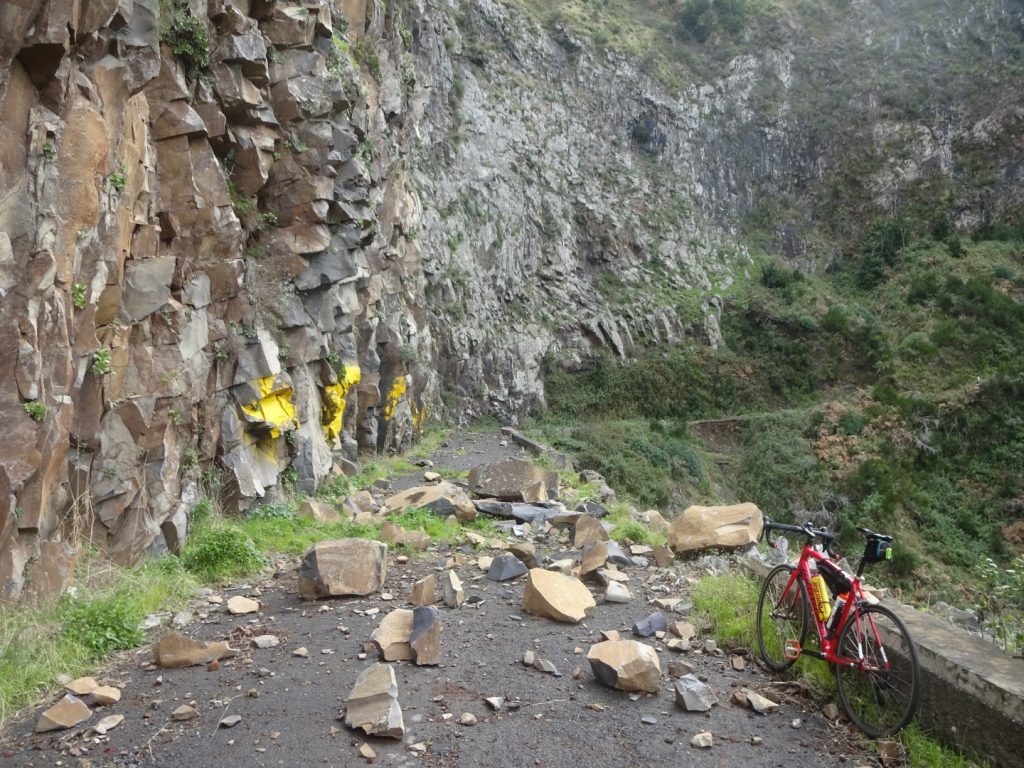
36;695;91;732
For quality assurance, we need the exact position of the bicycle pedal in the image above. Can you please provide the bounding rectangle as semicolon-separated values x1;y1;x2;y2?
784;639;802;660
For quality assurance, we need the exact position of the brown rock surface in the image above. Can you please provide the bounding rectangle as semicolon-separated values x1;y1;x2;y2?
92;685;121;705
587;640;661;693
299;539;388;599
580;540;608;577
521;568;595;623
227;595;260;615
442;570;464;608
668;503;763;553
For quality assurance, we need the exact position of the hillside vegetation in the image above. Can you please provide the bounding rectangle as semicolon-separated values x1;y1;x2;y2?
539;233;1024;614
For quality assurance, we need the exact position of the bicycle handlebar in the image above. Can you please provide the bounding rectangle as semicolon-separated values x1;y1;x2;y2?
761;517;839;558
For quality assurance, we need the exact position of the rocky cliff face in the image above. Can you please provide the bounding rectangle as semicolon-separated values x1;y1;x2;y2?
1;0;1021;600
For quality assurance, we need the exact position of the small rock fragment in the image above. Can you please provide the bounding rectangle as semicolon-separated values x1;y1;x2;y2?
65;677;98;696
487;555;528;582
172;704;200;721
372;609;415;661
573;516;609;548
409;606;442;666
632;612;668;638
485;696;505;710
587;640;661;693
669;621;696;640
605;582;632;603
345;663;405;739
674;674;718;712
94;714;124;735
154;633;237;668
253;634;280;649
744;689;779;714
667;660;696;678
293;646;309;658
36;695;91;732
443;570;465;608
508;542;539;569
459;712;478;726
359;742;376;761
227;596;260;615
219;714;242;728
92;686;121;705
410;574;436;606
691;731;713;749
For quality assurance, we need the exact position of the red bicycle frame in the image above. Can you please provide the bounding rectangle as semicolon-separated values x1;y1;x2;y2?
783;543;887;670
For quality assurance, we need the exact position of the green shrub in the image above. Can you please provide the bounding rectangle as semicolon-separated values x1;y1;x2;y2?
161;3;211;69
61;590;144;658
837;409;866;435
91;349;112;375
23;402;47;421
182;524;267;581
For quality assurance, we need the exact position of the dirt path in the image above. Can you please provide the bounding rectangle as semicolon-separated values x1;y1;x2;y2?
0;430;875;767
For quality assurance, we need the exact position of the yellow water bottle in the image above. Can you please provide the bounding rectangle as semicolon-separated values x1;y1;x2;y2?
810;574;832;622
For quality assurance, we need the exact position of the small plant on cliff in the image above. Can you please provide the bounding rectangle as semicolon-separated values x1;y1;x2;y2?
352;37;381;80
23;402;47;421
71;282;87;309
91;349;112;376
41;142;56;159
107;165;127;194
161;2;211;70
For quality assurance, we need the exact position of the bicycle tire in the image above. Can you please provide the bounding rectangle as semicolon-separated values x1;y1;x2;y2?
834;604;920;737
756;564;809;671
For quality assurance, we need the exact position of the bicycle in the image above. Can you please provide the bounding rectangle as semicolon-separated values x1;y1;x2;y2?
755;518;920;738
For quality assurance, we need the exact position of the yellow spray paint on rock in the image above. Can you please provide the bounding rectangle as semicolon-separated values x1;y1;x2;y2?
383;375;407;421
240;375;298;438
322;365;361;441
411;402;428;436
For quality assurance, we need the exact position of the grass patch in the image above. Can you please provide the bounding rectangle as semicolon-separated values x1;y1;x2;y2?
181;521;268;581
0;555;196;725
690;571;759;647
609;519;666;547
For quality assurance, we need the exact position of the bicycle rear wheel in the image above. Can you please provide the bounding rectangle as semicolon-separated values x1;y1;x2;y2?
834;604;919;737
756;564;809;671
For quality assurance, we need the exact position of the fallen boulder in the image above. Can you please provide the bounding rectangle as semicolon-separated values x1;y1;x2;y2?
468;458;559;501
297;498;342;523
587;640;661;693
667;503;763;553
632;611;668;638
385;482;477;522
521;568;595;623
298;539;388;599
379;521;431;551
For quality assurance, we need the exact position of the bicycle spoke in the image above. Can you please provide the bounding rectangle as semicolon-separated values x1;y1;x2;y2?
756;565;808;671
834;605;919;737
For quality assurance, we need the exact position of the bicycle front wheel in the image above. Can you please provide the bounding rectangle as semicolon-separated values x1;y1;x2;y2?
834;604;920;737
756;564;809;671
